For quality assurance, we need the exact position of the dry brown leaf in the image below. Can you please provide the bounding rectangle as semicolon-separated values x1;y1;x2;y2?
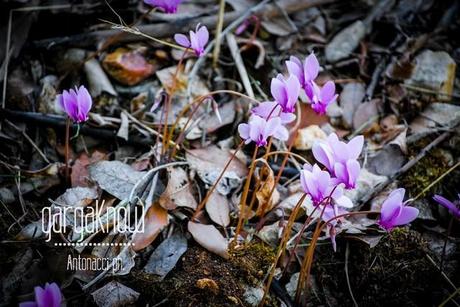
205;190;230;227
187;222;229;259
91;281;139;307
71;151;107;187
54;186;99;207
159;167;197;210
254;161;280;217
132;202;169;251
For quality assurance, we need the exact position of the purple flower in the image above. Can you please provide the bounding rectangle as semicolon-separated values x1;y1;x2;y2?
379;188;419;231
433;194;460;218
238;115;288;147
286;53;319;92
251;101;296;124
300;164;353;208
270;74;300;114
174;24;209;57
144;0;181;13
312;133;364;189
308;80;338;115
20;282;62;307
57;86;92;123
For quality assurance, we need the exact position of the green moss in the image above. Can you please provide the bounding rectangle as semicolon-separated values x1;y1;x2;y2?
401;138;450;197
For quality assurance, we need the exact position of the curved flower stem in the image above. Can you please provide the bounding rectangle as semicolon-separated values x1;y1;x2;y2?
64;117;70;186
235;146;259;238
294;210;378;305
162;48;189;155
169;90;259;158
191;141;245;221
259;193;308;307
262;150;310;165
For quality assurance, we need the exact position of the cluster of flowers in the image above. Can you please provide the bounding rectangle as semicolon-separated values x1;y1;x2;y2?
238;53;336;147
300;133;363;250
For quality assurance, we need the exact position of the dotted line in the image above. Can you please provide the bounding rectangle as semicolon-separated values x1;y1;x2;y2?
54;243;135;246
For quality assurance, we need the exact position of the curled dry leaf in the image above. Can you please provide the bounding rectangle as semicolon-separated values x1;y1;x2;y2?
89;161;146;200
15;220;45;240
339;82;365;128
187;221;229;259
325;20;366;63
186;146;248;195
205;190;230;227
91;281;139;307
159;167;197;210
293;125;327;151
254;160;279;217
132;202;169;251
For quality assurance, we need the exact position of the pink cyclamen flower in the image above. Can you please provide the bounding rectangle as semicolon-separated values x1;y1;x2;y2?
312;133;364;189
286;53;319;93
309;80;338;115
300;164;353;208
379;188;419;231
20;282;62;307
144;0;181;13
174;24;209;57
238;115;288;147
271;74;300;114
251;101;296;124
57;85;92;123
433;194;460;218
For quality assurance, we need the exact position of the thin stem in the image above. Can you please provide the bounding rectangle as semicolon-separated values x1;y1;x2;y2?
295;210;378;305
259;193;308;307
192;141;244;220
235;146;259;238
162;49;188;155
65;117;70;186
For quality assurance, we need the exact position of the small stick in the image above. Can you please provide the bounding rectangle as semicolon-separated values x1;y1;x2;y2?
226;33;255;98
212;0;227;68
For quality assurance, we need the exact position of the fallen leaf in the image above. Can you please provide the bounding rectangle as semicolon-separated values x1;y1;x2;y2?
198;101;236;134
186;146;248;195
84;58;117;97
205;190;230;227
117;112;130;141
339;82;366;128
187;222;229;259
254;160;279;216
132;202;169;251
71;151;107;188
405;50;456;101
159;167;197;210
91;281;139;307
325;20;366;63
89;161;146;200
54;186;99;207
143;232;188;279
353;98;381;131
367;144;406;176
15;221;45;240
410;103;460;141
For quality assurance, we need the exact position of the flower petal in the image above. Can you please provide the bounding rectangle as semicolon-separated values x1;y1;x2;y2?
380;188;405;222
304;52;319;81
394;206;419;226
174;34;190;47
347;135;364;159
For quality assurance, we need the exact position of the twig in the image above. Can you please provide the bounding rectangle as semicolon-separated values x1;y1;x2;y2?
212;0;227;68
1;109;153;146
226;33;255;98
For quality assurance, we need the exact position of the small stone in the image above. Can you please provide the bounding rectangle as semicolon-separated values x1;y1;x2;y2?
243;286;264;306
196;278;219;294
405;50;456;101
294;125;327;150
